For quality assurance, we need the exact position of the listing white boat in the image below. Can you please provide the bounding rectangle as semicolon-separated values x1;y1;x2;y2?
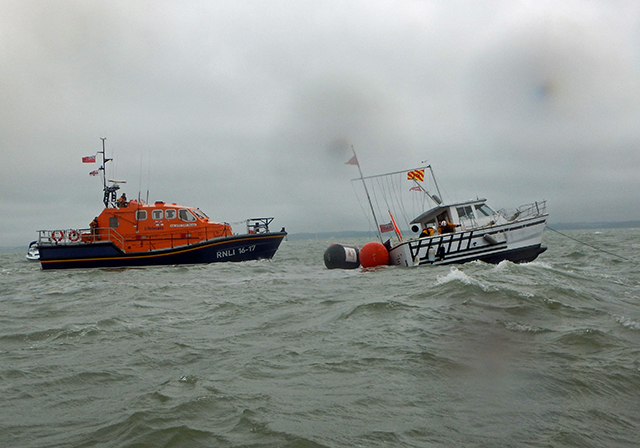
388;196;547;266
26;241;40;261
345;151;547;267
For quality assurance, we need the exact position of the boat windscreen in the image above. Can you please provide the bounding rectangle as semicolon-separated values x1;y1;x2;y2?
179;209;197;222
192;208;208;220
474;204;494;217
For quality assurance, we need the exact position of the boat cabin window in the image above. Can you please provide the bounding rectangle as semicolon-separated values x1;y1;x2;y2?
136;210;147;221
179;209;196;222
152;210;163;220
165;209;176;220
109;217;119;228
456;206;474;220
474;204;494;217
192;208;208;220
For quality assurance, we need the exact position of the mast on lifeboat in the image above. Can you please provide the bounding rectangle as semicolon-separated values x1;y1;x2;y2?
98;137;119;208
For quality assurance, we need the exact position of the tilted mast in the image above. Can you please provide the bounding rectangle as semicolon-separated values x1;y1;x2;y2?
351;160;446;242
351;145;383;242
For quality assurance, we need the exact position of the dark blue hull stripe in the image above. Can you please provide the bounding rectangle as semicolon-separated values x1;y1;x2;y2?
39;233;286;270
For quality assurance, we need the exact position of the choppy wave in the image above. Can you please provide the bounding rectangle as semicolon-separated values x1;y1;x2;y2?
2;229;640;447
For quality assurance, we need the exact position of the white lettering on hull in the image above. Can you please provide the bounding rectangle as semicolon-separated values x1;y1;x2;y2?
217;245;256;259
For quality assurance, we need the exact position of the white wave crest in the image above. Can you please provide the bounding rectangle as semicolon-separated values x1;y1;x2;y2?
521;260;553;269
616;316;640;331
436;267;486;289
504;321;544;333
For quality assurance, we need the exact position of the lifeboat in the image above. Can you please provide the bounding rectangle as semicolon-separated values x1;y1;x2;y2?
35;139;286;270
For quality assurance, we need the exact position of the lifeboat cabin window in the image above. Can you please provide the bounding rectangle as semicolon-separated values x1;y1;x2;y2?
179;209;197;222
192;208;208;220
136;210;147;221
109;217;119;228
152;210;163;220
165;209;176;220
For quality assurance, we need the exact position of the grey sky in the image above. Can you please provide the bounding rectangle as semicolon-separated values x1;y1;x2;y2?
2;0;640;246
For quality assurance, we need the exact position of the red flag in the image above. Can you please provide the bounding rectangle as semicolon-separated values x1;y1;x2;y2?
379;222;394;233
407;169;424;181
89;170;99;176
409;186;421;191
345;155;358;166
82;155;96;163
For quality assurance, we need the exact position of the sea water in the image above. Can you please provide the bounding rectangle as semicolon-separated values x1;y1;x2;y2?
1;228;639;448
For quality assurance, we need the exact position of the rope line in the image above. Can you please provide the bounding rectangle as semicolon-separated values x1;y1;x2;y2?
547;226;633;262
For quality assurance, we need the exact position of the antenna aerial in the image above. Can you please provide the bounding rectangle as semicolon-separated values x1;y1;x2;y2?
98;138;120;208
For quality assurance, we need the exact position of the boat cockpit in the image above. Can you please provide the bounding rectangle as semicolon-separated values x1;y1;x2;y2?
410;199;507;236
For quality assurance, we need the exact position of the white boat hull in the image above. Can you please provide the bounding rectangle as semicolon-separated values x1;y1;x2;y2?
388;216;547;267
26;241;40;261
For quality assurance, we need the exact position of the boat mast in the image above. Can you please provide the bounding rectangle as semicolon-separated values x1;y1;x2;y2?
428;165;443;202
351;146;383;242
98;137;119;208
100;138;107;192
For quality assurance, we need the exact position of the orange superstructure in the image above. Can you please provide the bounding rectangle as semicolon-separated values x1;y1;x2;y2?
90;199;232;253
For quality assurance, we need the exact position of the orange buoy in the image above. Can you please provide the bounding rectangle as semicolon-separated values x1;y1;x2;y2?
359;241;389;268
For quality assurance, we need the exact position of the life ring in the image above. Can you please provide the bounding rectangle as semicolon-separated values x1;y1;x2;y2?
52;230;64;242
68;230;80;242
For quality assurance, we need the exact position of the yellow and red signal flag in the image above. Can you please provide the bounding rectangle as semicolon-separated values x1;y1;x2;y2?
407;169;424;181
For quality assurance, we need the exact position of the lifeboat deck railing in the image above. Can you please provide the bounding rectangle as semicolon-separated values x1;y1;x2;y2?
246;217;274;234
37;227;231;253
38;228;126;251
38;220;276;254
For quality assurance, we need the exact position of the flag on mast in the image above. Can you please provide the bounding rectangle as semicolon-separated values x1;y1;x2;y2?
82;155;96;163
407;169;424;181
379;222;394;233
345;155;358;166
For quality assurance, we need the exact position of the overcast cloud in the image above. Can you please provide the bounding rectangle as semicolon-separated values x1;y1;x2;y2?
2;0;640;246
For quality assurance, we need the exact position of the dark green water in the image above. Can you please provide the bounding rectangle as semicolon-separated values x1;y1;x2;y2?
2;229;640;447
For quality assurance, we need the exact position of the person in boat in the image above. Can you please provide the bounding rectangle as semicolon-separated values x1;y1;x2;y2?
117;193;128;208
90;217;99;241
420;226;436;237
439;220;459;234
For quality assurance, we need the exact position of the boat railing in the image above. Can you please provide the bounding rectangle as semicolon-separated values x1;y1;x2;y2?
498;200;547;222
246;217;274;234
38;227;126;251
